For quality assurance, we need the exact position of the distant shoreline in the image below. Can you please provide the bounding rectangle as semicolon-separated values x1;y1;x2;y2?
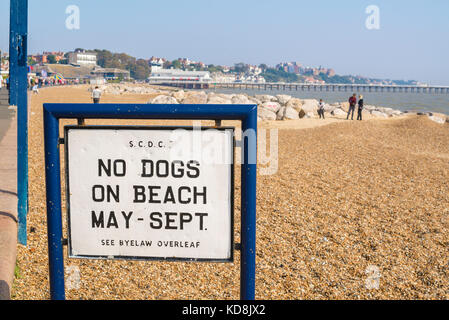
94;83;448;122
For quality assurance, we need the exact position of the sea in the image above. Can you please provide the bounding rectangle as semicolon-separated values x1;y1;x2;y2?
205;88;449;115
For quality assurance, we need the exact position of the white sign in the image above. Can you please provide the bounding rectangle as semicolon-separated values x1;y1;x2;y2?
65;126;234;262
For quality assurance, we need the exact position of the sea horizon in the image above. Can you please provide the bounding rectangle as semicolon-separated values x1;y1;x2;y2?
204;87;449;115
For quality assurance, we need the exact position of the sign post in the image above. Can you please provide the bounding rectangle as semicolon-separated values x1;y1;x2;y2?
43;103;257;300
9;0;29;245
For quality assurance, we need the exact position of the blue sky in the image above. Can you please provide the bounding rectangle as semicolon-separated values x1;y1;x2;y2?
1;0;449;85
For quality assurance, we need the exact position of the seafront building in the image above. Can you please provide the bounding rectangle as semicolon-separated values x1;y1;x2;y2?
91;67;131;80
67;50;98;67
148;69;212;83
148;66;265;84
34;64;130;82
29;49;129;82
30;51;65;64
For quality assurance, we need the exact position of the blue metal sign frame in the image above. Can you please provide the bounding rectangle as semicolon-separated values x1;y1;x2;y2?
43;103;257;300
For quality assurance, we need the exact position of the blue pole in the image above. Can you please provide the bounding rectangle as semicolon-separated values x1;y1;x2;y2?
43;109;65;300
9;0;29;245
240;108;257;300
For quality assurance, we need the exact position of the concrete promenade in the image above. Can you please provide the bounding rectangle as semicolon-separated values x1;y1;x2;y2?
0;110;17;300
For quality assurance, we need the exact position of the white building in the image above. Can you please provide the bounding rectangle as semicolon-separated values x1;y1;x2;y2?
150;63;163;73
148;69;211;82
68;50;97;67
211;73;236;83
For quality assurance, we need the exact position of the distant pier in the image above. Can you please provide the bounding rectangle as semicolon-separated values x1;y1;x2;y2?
148;80;449;94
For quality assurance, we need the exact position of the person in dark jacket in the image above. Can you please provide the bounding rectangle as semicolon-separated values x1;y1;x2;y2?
318;99;325;119
347;93;357;120
357;95;364;121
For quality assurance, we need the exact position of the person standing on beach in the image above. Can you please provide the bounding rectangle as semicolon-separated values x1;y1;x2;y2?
347;93;357;120
318;99;325;119
32;84;39;94
92;86;102;104
357;95;364;121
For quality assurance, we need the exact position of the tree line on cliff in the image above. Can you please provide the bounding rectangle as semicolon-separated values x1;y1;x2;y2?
94;49;151;80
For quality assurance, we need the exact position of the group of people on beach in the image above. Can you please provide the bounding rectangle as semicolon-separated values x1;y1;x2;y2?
347;93;364;121
317;93;364;120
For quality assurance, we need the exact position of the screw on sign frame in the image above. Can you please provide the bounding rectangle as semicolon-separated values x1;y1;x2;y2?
43;103;257;300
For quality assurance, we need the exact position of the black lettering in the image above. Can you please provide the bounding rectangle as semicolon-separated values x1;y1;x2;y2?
98;159;126;177
141;160;154;177
91;211;104;228
193;186;207;205
106;212;119;228
163;186;176;204
114;160;126;176
133;185;146;203
149;212;163;229
92;185;119;203
187;160;200;178
98;159;111;177
165;212;177;230
180;213;193;230
148;186;161;204
92;185;104;202
178;186;191;204
195;213;208;230
156;160;169;177
121;211;133;229
107;185;120;203
171;160;184;178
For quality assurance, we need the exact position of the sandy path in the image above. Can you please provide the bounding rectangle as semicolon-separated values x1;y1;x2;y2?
12;86;449;300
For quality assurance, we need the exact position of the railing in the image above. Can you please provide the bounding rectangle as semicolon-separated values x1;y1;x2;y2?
148;80;449;93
